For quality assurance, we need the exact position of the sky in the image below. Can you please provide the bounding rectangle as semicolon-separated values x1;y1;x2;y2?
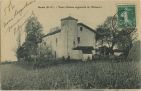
1;0;140;62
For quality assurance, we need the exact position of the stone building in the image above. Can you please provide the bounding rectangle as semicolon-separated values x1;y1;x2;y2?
42;16;96;61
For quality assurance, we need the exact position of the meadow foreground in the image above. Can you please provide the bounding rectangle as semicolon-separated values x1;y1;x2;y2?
1;61;141;90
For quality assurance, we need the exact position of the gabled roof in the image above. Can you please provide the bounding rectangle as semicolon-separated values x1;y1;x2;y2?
61;16;78;21
78;23;96;33
43;17;96;38
43;29;61;38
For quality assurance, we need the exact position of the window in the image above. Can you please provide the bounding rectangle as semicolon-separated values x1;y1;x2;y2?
56;38;58;46
44;42;46;46
55;51;56;58
77;37;80;44
73;41;75;46
80;27;83;31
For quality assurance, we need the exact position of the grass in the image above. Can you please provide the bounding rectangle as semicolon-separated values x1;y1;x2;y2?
0;60;141;90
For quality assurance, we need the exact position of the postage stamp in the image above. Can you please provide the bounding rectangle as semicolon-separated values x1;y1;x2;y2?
117;5;136;28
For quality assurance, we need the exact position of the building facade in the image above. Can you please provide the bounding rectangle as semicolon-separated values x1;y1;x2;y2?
43;16;96;61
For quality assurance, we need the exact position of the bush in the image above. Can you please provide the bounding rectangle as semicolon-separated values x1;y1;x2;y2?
127;40;140;61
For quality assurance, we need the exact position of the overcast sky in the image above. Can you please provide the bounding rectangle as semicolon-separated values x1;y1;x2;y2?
1;0;140;61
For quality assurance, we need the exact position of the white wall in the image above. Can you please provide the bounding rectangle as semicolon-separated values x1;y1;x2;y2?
61;19;79;59
43;31;63;58
77;25;96;47
43;19;96;60
82;54;92;61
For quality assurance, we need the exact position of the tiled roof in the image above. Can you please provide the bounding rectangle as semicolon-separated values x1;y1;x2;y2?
42;29;61;38
113;49;123;52
82;50;92;54
73;46;94;50
78;23;96;33
61;16;78;21
43;17;96;38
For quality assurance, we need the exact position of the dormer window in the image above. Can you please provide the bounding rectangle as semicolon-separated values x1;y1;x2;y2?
80;27;83;31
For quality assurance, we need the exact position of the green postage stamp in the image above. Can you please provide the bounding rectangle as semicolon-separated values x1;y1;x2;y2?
117;5;136;28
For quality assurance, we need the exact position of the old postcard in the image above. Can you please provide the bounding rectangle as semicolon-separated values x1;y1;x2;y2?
0;0;141;90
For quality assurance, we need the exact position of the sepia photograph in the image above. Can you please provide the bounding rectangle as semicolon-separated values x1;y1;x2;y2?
0;0;141;90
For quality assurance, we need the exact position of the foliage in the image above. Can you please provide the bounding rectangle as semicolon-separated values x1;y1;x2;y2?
96;16;137;56
16;16;43;62
37;43;53;58
96;16;118;55
117;28;138;56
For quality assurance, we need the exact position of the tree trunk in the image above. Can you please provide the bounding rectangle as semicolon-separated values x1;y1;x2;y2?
109;42;115;55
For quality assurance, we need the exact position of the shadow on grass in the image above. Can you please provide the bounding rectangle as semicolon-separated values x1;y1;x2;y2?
14;59;85;70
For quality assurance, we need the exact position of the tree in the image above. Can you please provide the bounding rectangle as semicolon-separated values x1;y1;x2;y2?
116;28;137;56
96;16;136;56
16;16;43;61
96;16;117;55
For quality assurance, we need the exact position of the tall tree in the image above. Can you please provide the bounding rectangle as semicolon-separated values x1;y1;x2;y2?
116;28;137;56
16;16;43;61
96;16;136;56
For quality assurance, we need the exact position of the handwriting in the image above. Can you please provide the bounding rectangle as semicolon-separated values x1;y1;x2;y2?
5;11;35;34
14;0;36;18
7;12;27;32
3;0;36;32
4;1;15;15
3;17;14;28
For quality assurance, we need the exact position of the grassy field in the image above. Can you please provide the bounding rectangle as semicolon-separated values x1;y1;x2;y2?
0;60;141;90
